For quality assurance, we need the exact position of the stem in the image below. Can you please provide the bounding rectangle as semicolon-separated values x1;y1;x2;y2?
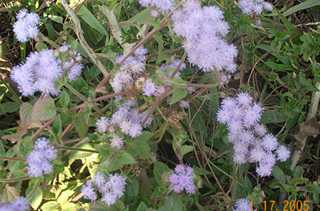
0;176;30;183
56;146;99;153
61;0;110;79
290;82;320;170
0;157;24;161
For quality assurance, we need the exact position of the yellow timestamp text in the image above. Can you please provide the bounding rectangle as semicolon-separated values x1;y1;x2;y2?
262;200;311;211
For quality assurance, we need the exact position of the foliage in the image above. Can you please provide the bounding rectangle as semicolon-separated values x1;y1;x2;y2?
0;0;319;210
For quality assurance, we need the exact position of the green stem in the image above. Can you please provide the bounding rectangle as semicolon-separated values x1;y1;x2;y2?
56;146;98;153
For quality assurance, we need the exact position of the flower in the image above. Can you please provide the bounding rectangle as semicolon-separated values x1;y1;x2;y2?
217;93;290;177
26;137;57;177
96;117;111;133
238;0;273;16
172;0;237;75
81;181;97;201
169;164;196;194
13;9;39;42
143;79;157;96
82;173;126;206
276;145;290;161
111;47;148;93
233;198;252;211
138;0;174;13
11;50;62;96
0;197;29;211
110;135;124;149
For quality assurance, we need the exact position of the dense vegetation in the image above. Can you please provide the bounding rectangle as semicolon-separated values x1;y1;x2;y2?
0;0;319;210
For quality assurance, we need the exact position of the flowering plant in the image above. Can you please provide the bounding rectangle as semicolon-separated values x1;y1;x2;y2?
0;0;319;210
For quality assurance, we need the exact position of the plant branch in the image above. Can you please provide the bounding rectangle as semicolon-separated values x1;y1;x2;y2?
61;0;110;79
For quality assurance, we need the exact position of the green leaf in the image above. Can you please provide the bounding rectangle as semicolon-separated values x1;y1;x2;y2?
137;202;148;211
26;180;43;210
261;110;287;124
272;166;287;183
158;195;185;211
31;96;56;122
41;201;60;211
125;9;160;28
283;0;320;16
101;152;136;172
99;6;123;45
73;109;91;138
78;6;108;36
180;145;194;157
0;102;20;115
169;87;188;105
153;161;170;185
127;132;153;159
52;114;62;136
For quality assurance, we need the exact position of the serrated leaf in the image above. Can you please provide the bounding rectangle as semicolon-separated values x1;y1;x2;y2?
31;96;56;122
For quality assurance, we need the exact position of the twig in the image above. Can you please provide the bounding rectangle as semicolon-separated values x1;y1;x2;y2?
31;119;55;140
0;157;24;161
61;0;110;79
290;82;320;169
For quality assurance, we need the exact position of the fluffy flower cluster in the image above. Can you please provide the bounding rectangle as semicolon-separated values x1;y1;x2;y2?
0;197;29;211
172;0;237;74
59;44;84;81
111;47;148;93
11;50;62;96
26;137;57;177
96;101;153;138
217;93;290;177
238;0;273;16
13;9;39;42
168;164;196;194
233;198;252;211
138;0;173;13
11;46;83;96
81;173;126;206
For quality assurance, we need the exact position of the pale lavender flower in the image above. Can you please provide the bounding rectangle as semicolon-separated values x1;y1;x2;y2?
276;145;290;161
169;164;196;194
261;134;278;151
217;93;290;177
172;0;237;75
179;100;190;109
11;50;62;96
13;9;39;42
68;63;83;81
143;79;157;96
26;137;57;177
0;197;29;211
110;135;124;149
139;0;174;13
238;0;273;16
81;181;97;201
110;101;152;138
96;117;110;133
82;173;126;206
233;198;252;211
